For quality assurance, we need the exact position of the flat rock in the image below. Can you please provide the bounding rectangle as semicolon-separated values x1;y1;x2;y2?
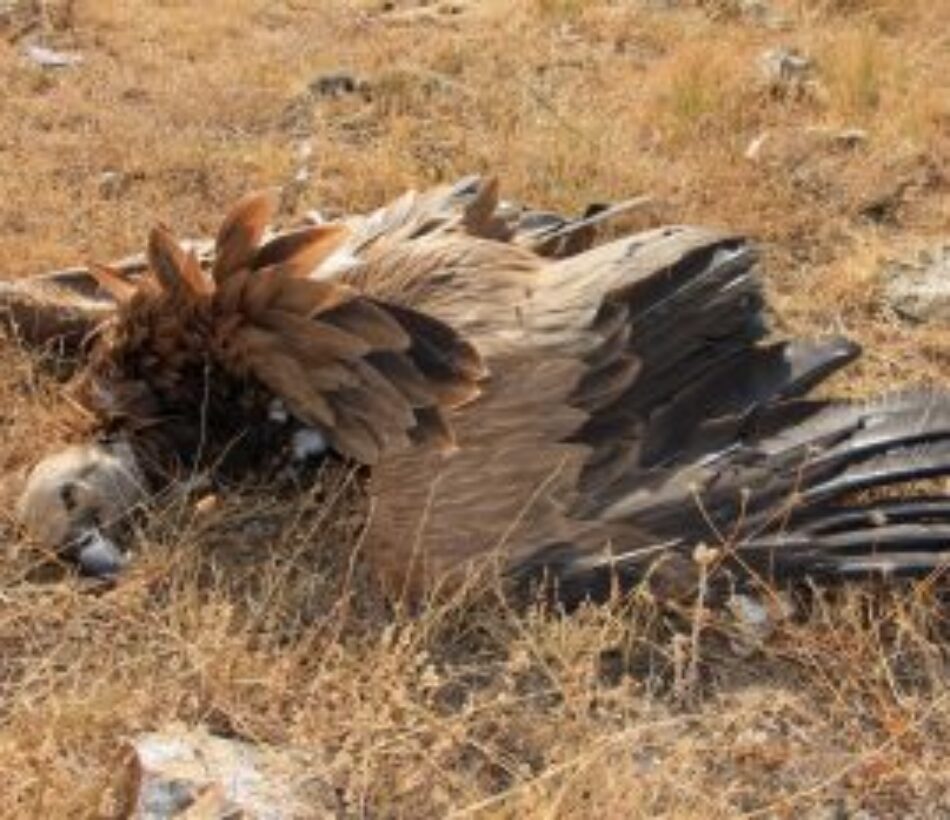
883;245;950;324
24;44;83;68
123;726;340;819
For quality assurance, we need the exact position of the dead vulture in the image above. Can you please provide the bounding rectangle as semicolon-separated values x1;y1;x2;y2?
7;176;950;603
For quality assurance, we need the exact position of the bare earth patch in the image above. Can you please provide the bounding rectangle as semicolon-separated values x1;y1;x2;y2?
0;0;947;816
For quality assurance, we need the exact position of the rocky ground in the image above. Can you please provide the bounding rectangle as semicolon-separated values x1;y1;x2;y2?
0;0;947;816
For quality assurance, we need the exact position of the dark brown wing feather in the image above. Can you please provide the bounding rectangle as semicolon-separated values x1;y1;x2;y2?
217;270;483;462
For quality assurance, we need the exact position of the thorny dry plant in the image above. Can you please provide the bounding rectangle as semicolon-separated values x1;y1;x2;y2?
0;0;947;816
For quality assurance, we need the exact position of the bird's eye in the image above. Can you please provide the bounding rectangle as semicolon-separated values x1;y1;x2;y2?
59;483;78;512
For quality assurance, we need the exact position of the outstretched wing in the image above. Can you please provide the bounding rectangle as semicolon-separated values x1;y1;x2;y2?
361;224;950;603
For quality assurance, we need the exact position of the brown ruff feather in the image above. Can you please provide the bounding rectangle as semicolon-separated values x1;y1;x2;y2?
148;225;211;298
88;264;138;304
363;350;446;407
317;299;411;350
267;278;354;317
69;191;484;467
212;189;279;283
251;310;372;361
251;223;349;276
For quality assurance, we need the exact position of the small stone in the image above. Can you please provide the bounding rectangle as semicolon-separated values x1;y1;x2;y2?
99;170;128;199
727;592;795;656
759;47;813;87
832;128;868;149
744;132;769;161
804;126;869;150
738;0;791;29
24;44;83;68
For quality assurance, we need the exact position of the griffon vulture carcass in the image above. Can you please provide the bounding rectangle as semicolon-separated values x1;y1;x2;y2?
6;176;950;603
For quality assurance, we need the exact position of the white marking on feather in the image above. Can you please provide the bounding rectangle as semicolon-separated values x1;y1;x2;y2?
268;398;289;424
291;427;328;461
312;246;361;280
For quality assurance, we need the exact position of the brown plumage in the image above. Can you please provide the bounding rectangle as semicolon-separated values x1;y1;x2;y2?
71;193;482;473
9;176;950;602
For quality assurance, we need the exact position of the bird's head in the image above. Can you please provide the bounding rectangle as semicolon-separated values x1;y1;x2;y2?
15;438;148;577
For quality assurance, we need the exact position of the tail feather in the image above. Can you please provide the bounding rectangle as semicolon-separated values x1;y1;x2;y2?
814;551;948;580
801;441;950;505
798;498;950;534
742;526;950;578
809;403;950;469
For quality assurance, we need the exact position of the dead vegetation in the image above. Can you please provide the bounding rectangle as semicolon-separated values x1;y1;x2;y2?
0;0;947;816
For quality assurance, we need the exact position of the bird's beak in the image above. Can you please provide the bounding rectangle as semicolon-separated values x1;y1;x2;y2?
69;527;128;577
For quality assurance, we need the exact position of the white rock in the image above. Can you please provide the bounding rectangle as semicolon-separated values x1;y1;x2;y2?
25;44;83;68
884;245;950;324
125;726;338;818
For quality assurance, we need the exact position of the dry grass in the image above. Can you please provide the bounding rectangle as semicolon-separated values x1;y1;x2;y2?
0;0;947;816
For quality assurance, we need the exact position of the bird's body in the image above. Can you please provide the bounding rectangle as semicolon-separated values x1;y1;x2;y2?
8;176;950;602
